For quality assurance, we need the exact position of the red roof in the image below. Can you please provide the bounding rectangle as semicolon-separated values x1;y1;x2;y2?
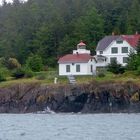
78;41;86;46
58;54;91;63
122;34;140;48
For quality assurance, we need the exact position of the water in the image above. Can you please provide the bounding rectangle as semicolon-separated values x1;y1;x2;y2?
0;113;140;140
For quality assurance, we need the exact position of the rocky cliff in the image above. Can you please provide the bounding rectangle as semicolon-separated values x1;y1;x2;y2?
0;81;140;113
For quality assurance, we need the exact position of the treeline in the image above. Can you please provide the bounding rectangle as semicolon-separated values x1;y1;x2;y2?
0;0;140;68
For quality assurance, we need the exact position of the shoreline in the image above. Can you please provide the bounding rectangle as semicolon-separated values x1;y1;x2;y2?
0;81;140;113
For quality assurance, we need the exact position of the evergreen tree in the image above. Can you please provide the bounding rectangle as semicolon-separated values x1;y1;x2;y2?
127;0;140;34
26;55;43;72
107;60;125;74
0;0;139;68
136;39;140;54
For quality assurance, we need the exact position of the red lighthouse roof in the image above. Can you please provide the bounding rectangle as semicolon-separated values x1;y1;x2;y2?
78;41;86;46
58;54;91;63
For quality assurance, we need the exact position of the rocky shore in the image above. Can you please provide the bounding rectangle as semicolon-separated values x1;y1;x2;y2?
0;81;140;113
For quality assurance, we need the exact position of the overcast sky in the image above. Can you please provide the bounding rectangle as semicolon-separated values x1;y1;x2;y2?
0;0;12;4
0;0;27;5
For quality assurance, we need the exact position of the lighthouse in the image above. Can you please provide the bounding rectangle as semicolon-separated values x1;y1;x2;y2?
73;41;91;54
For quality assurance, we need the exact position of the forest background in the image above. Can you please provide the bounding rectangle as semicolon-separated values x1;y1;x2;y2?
0;0;139;68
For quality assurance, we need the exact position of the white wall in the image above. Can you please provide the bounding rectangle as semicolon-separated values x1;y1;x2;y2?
73;49;90;54
96;40;135;66
59;60;95;76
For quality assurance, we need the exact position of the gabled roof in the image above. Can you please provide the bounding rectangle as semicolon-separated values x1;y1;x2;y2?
96;35;120;51
58;54;91;63
122;35;140;48
96;34;140;51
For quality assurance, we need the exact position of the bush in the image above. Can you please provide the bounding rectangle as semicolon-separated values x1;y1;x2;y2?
12;68;25;79
107;60;125;74
135;66;140;75
0;67;9;82
26;55;43;72
0;73;6;82
24;68;34;78
98;72;105;78
0;57;6;67
7;58;21;70
35;74;46;80
127;52;140;71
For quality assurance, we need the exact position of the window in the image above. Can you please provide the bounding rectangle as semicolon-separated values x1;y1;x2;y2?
122;47;128;53
76;65;80;72
66;65;70;72
110;57;117;63
111;47;118;54
123;57;128;63
99;51;103;54
116;40;123;44
91;65;93;72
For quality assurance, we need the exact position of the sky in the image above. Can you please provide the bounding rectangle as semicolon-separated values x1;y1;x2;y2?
0;0;27;5
0;0;13;4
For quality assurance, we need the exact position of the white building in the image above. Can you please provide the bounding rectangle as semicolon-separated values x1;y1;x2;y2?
95;34;140;68
58;34;140;76
58;41;95;76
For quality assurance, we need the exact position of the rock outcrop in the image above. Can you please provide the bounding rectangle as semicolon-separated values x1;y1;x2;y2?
0;81;140;113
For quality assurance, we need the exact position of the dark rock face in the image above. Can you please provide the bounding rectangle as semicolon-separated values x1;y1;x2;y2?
56;93;88;113
0;81;140;113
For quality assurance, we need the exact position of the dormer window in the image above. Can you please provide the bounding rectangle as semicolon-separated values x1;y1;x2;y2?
116;40;123;44
116;37;123;44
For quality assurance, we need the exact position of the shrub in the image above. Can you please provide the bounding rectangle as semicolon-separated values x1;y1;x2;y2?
98;72;105;78
0;67;9;82
12;68;25;79
0;57;6;67
26;55;43;72
107;60;125;74
24;68;34;78
7;58;21;70
127;51;140;71
135;66;140;75
35;74;46;80
0;73;6;82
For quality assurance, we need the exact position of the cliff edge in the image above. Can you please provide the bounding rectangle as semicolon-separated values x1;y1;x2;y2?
0;81;140;113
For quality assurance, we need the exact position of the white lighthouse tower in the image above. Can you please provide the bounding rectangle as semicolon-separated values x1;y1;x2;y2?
73;41;91;54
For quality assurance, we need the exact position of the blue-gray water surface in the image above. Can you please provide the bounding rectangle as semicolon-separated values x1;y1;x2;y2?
0;113;140;140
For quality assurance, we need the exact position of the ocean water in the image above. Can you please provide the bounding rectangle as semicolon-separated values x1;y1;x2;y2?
0;113;140;140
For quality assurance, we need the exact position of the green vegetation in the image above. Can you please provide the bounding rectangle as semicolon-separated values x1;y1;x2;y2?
7;58;21;70
0;0;139;86
0;0;139;68
127;39;140;74
25;54;43;72
12;68;25;79
0;67;9;82
107;60;125;74
0;69;140;88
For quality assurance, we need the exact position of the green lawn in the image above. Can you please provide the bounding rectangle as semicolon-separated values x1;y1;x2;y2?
0;71;140;88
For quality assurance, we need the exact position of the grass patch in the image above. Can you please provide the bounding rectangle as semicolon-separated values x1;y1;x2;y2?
0;70;140;88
